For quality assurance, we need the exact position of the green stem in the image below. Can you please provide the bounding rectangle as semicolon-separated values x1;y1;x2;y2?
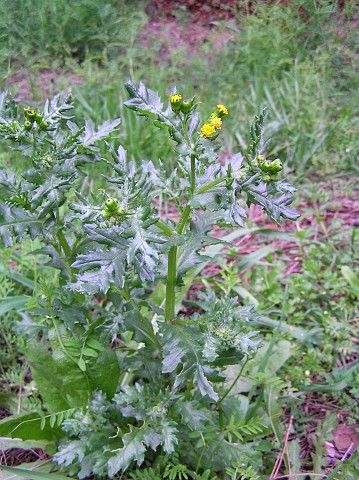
217;355;250;407
197;176;226;195
164;155;197;321
165;246;177;321
155;220;175;237
56;229;72;257
190;154;196;193
176;205;191;235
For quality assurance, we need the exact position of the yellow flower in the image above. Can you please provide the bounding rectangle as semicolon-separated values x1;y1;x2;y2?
200;123;216;138
217;104;229;116
169;94;182;111
209;116;222;130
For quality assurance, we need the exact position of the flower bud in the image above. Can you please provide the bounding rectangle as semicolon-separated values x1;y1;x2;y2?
24;120;32;131
39;121;49;130
268;158;283;173
270;173;280;181
259;159;272;173
116;205;126;215
101;209;111;219
24;107;37;122
105;198;118;211
169;94;182;112
35;112;43;123
262;174;271;182
180;99;192;114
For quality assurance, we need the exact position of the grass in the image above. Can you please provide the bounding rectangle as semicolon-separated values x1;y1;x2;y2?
1;0;358;176
0;0;358;477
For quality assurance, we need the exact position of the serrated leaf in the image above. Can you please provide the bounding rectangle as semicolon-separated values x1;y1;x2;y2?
241;175;299;225
160;420;178;453
177;213;221;281
124;81;164;117
107;427;149;475
161;323;218;401
83;118;121;146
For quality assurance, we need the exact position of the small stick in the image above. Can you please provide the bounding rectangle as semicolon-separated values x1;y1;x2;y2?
270;416;293;479
17;383;22;415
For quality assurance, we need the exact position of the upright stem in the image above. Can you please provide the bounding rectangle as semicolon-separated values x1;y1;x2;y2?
190;154;196;193
165;246;177;322
165;154;197;321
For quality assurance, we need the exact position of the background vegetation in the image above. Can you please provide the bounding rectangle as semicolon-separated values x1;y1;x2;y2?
0;0;358;478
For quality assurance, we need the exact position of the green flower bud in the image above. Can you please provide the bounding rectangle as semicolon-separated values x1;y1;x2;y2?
116;205;126;215
251;159;259;167
180;99;191;114
259;160;272;173
105;198;118;211
35;112;43;123
24;107;37;122
268;158;283;173
169;94;182;112
101;209;111;219
262;174;271;182
270;173;280;181
24;120;32;131
39;121;49;130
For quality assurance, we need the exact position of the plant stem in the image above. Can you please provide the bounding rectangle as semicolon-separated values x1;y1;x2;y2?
56;228;72;257
190;154;196;193
155;220;175;236
165;155;197;321
165;246;177;322
197;176;226;195
217;355;249;407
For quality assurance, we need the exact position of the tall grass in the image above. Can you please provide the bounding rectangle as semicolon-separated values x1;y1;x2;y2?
1;0;357;176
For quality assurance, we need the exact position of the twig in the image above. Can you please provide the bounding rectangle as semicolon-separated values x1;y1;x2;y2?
17;383;22;415
270;416;293;479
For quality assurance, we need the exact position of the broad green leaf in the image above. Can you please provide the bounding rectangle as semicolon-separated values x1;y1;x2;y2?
0;295;29;316
0;412;61;443
0;465;71;480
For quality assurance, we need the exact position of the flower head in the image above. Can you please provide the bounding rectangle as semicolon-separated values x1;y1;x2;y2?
217;104;229;116
169;93;182;111
200;123;216;138
209;116;222;130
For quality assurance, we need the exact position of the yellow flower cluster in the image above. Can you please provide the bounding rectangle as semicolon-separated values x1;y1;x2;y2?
169;94;182;105
200;123;216;138
200;104;228;138
217;104;229;116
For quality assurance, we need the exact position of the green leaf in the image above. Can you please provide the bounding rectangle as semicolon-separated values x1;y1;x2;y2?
242;175;299;225
83;118;121;146
0;412;62;443
161;323;219;401
177;213;220;281
107;427;151;475
0;465;72;480
0;295;29;316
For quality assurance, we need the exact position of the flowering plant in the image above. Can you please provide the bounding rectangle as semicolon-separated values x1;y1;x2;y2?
0;83;299;478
